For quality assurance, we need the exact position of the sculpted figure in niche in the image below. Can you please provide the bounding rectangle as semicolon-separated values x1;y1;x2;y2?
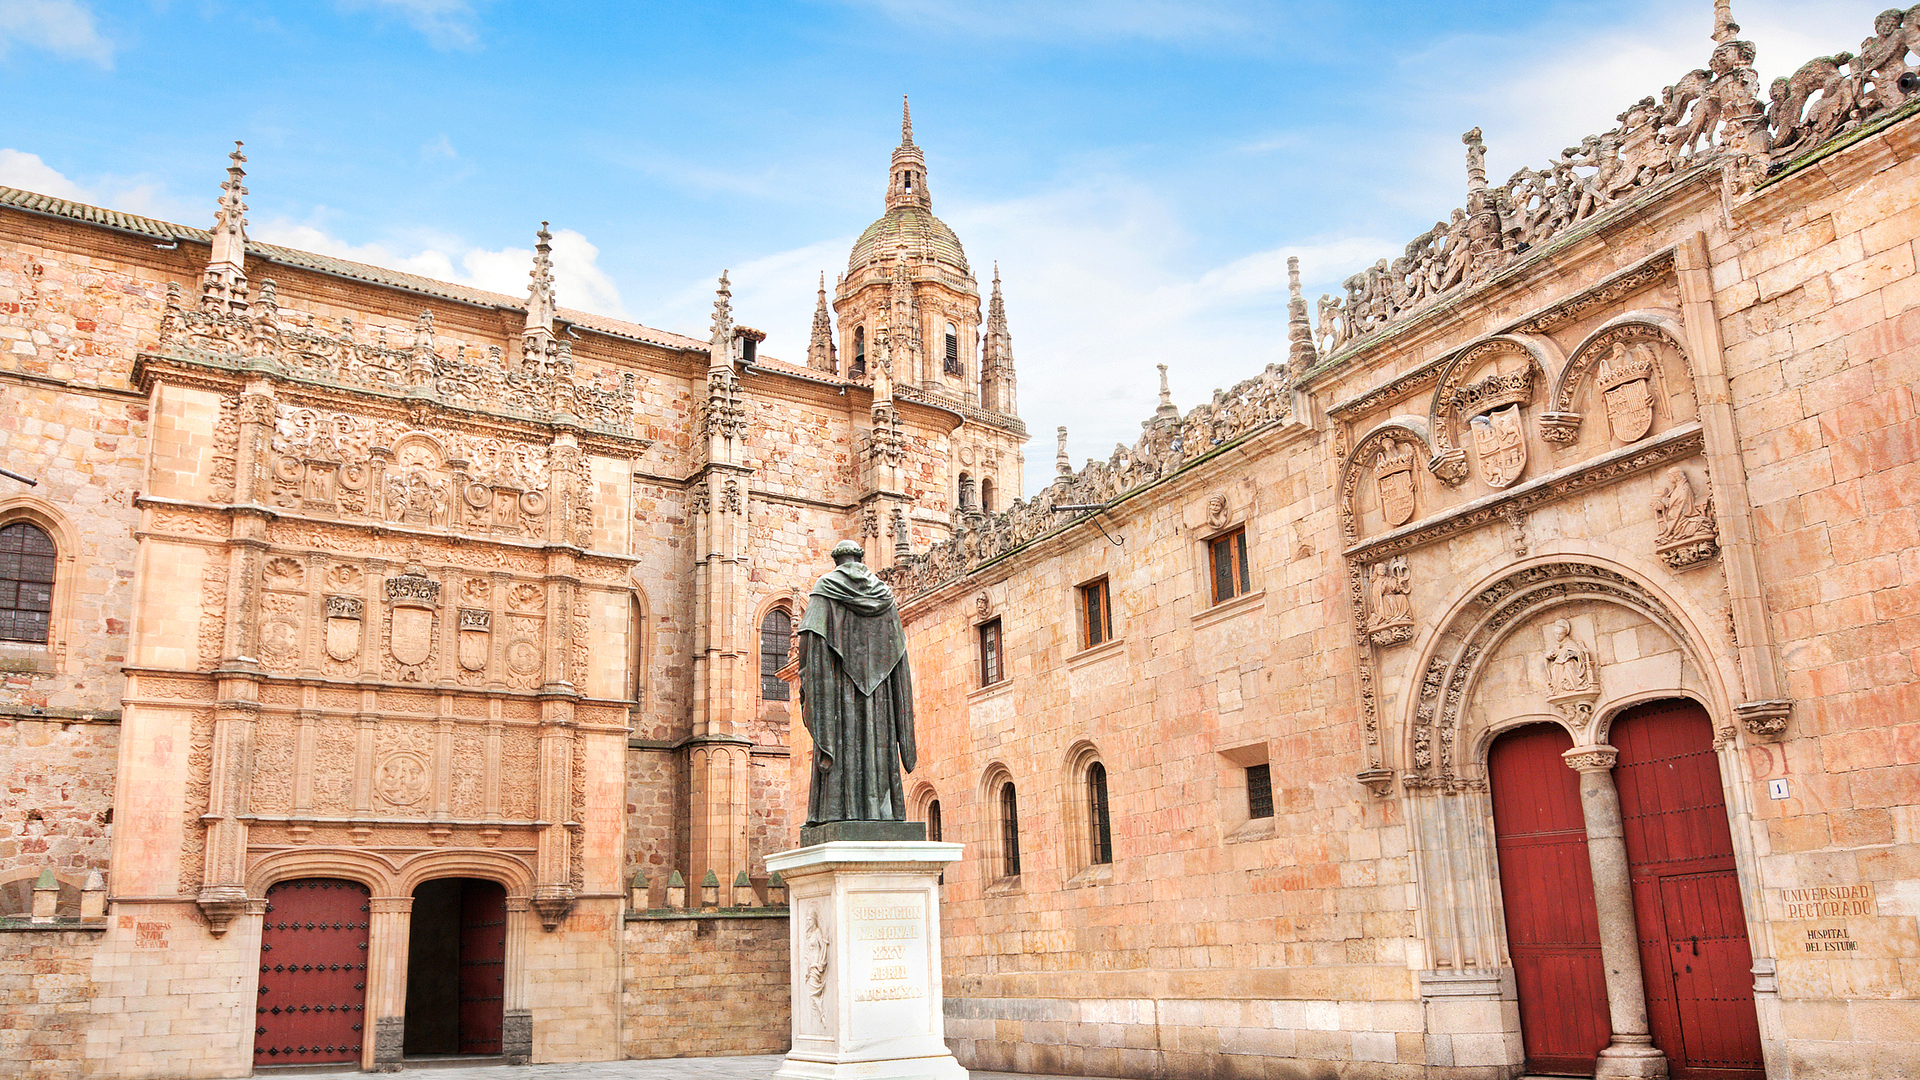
798;540;917;823
1371;558;1411;625
1654;466;1714;544
1543;619;1595;694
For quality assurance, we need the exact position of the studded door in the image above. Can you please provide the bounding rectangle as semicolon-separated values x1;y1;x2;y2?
255;878;370;1066
457;880;506;1054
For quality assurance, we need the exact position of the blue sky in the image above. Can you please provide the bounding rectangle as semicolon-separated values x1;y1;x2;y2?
0;0;1886;493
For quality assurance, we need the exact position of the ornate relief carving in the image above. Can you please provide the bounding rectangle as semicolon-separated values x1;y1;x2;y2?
1373;441;1417;527
451;731;485;817
1653;465;1719;569
1205;493;1231;531
250;712;295;815
198;560;229;669
324;596;363;662
310;725;358;814
1735;698;1791;739
1367;556;1414;647
1597;341;1658;442
507;583;545;612
458;609;492;674
179;709;214;893
385;567;441;680
1543;618;1600;728
258;591;303;672
1562;745;1619;772
374;723;434;812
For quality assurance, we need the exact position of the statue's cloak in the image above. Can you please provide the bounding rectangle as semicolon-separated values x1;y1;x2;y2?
798;560;916;823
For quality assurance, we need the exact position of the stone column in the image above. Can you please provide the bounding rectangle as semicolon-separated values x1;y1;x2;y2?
366;895;415;1073
502;895;533;1064
1564;745;1668;1079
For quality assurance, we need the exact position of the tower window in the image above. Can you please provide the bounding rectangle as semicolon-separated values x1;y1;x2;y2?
958;472;975;512
759;607;792;700
943;322;961;376
999;782;1021;878
1087;762;1112;865
852;326;866;377
0;522;55;644
980;478;995;514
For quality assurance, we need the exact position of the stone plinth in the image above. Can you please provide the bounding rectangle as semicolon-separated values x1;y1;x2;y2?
768;840;966;1080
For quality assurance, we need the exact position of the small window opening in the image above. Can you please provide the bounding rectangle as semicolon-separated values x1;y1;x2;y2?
943;322;961;376
1000;783;1022;877
853;326;867;377
1087;762;1112;865
1246;764;1274;820
978;618;1003;687
1209;528;1251;605
927;799;942;842
759;608;792;700
1081;578;1112;648
980;478;995;513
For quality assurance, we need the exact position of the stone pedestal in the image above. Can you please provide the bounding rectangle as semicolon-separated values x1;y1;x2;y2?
768;839;967;1080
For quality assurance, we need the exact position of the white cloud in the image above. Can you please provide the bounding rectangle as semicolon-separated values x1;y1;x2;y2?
339;0;481;50
0;147;199;222
250;218;628;318
647;238;853;361
419;133;457;161
0;0;112;65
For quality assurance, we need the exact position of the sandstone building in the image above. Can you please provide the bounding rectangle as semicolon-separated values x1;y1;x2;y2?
2;4;1919;1079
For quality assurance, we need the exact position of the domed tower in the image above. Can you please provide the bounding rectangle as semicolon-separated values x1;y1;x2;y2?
835;99;1001;407
829;98;1027;522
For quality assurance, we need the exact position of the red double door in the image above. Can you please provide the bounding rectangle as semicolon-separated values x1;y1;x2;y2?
1489;701;1765;1079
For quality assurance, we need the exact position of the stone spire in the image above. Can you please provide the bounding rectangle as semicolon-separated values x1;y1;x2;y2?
1155;363;1178;420
981;263;1019;414
525;222;557;340
710;270;734;360
1712;0;1739;43
1287;255;1318;371
807;271;837;373
201;141;249;311
885;95;932;212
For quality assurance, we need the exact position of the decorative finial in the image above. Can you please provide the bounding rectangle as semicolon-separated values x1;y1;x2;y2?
1462;127;1487;192
1156;363;1178;419
202;139;251;310
807;270;837;372
902;95;914;147
1055;425;1072;477
710;271;733;342
1712;0;1739;44
1287;256;1317;370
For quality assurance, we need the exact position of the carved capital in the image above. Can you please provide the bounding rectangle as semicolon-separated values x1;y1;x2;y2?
1735;699;1791;739
1539;411;1583;444
1561;744;1619;773
196;884;256;936
530;885;575;931
1428;446;1469;487
1356;767;1396;797
1658;536;1721;570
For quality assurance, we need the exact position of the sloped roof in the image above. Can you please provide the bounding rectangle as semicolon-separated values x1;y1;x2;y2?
0;185;708;353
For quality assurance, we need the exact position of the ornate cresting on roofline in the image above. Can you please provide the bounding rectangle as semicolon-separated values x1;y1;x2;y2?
1312;2;1920;359
880;361;1294;601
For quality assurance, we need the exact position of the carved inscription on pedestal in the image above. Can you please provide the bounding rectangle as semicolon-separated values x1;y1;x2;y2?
849;891;930;1041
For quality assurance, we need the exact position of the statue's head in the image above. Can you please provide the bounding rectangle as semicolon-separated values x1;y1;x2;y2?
831;539;865;565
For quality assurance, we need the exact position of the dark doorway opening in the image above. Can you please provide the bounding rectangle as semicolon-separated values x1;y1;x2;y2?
405;877;506;1058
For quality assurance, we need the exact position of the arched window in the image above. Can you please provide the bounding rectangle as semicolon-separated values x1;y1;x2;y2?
927;799;942;843
852;326;866;377
1086;762;1112;865
759;607;792;700
999;782;1021;878
958;472;975;512
980;478;995;514
0;521;55;644
943;322;961;376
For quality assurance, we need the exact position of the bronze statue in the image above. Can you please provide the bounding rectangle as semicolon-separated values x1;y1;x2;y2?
797;540;916;823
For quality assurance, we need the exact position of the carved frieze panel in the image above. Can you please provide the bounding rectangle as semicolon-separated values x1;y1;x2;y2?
503;615;544;691
258;591;304;672
373;722;434;815
501;727;540;819
1549;322;1694;447
384;568;441;682
452;731;486;818
251;712;296;815
457;608;492;684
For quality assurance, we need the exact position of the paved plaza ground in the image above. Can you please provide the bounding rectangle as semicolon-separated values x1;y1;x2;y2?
261;1058;1131;1080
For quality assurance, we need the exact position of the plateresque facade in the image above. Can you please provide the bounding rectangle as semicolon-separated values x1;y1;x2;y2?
3;4;1920;1079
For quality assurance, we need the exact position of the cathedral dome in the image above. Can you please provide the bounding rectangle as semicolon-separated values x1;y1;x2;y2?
848;205;970;275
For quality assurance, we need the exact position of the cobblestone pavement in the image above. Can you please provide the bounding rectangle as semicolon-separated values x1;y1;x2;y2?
264;1057;1133;1080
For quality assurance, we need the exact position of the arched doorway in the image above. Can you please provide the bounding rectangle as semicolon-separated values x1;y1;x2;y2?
1489;723;1611;1074
254;878;370;1066
404;877;507;1058
1611;699;1764;1080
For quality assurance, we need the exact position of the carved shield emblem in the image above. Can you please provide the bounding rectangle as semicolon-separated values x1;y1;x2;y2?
457;609;491;672
1602;377;1654;442
325;596;362;662
1373;442;1416;527
391;606;435;666
1470;404;1527;488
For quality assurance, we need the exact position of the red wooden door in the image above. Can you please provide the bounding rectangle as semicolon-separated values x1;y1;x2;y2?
1612;701;1765;1080
1489;723;1611;1075
255;878;369;1065
458;880;506;1054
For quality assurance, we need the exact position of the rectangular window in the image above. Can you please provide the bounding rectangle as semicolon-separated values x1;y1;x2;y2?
979;618;1003;686
1246;763;1274;820
1081;577;1112;648
1209;528;1251;604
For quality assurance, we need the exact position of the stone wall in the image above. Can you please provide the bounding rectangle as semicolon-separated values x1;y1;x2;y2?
0;717;115;891
0;928;103;1080
622;913;790;1059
